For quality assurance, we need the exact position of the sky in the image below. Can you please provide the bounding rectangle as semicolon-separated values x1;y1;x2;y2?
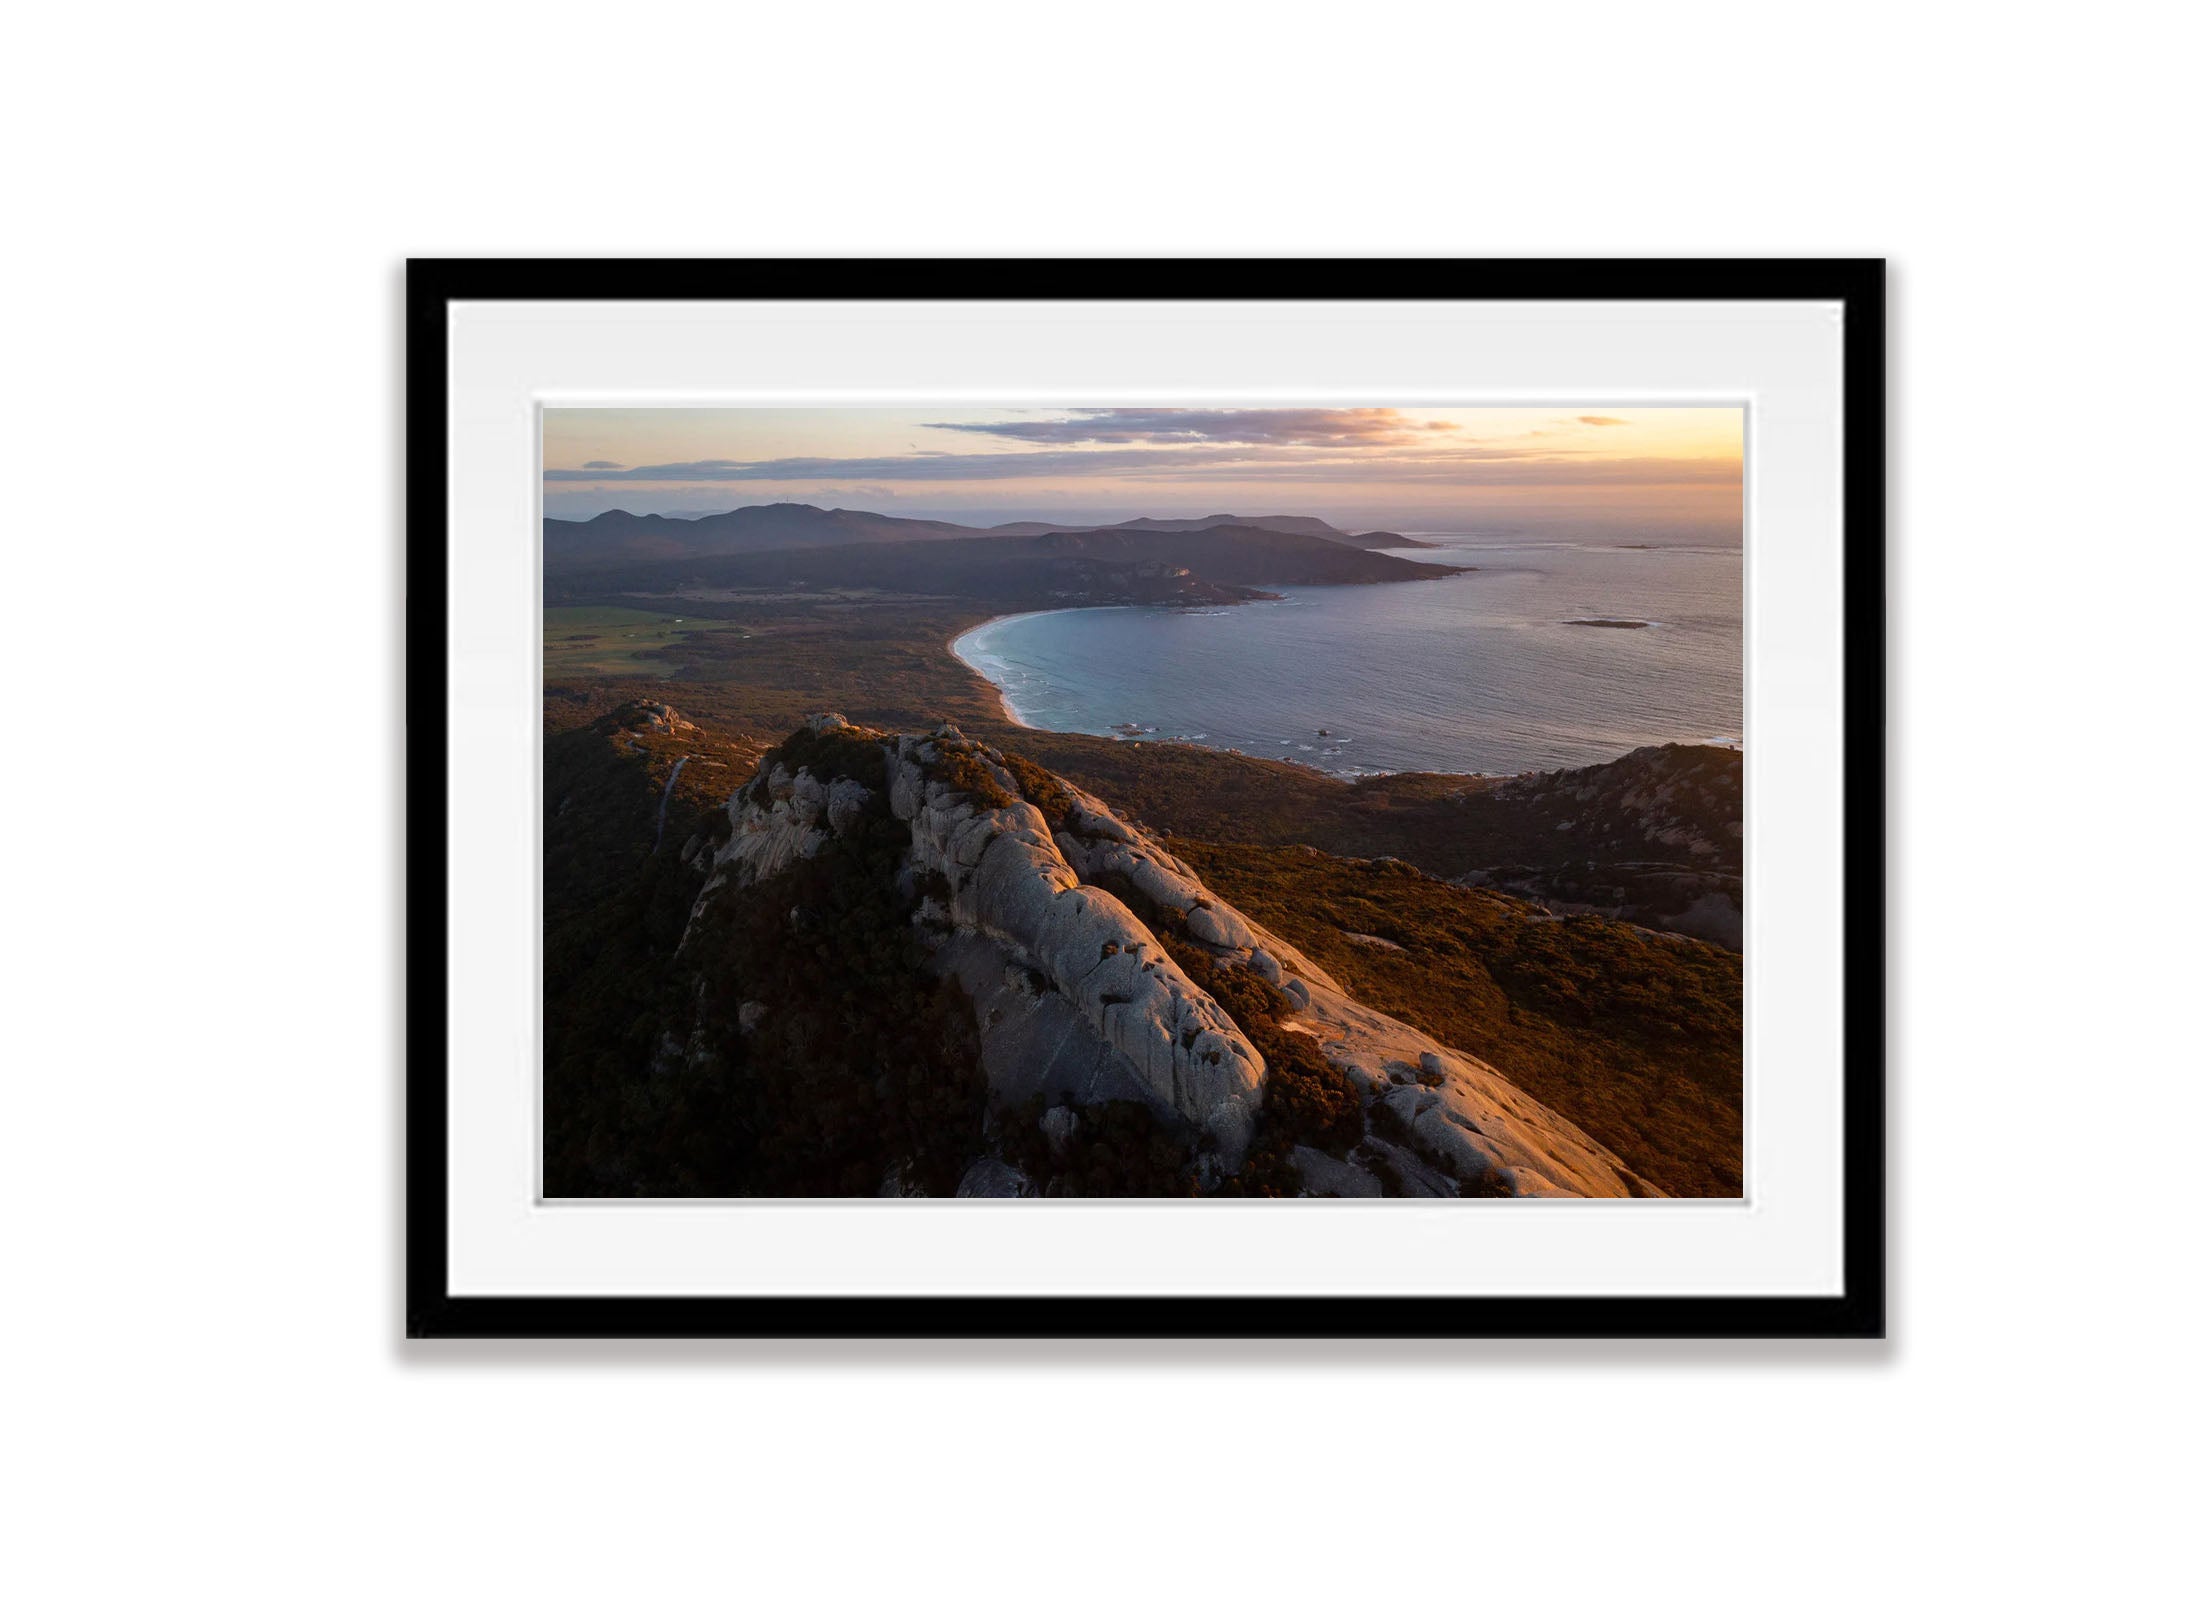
542;406;1744;537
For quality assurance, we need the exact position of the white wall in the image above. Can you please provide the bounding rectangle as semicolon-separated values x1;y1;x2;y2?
7;3;2191;1595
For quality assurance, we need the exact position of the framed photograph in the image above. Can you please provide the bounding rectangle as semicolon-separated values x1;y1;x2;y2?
407;259;1884;1337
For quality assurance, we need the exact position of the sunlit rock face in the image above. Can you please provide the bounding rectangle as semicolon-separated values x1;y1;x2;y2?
888;728;1264;1168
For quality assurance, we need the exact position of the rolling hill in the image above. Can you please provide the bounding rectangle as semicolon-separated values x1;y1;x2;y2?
543;503;1381;569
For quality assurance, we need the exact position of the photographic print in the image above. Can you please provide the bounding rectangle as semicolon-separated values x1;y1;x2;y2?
542;402;1745;1201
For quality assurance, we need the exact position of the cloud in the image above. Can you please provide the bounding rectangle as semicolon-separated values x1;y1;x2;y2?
579;459;626;469
1575;415;1628;427
543;444;1735;489
922;407;1460;449
546;449;1280;483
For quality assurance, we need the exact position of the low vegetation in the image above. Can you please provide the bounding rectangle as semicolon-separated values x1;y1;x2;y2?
545;596;1006;749
674;804;992;1197
995;1097;1201;1199
1174;842;1743;1197
995;749;1076;829
925;735;1018;811
541;711;748;1195
755;717;888;793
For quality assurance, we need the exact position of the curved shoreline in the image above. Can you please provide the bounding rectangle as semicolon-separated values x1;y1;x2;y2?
949;606;1424;781
942;603;1738;784
949;607;1123;729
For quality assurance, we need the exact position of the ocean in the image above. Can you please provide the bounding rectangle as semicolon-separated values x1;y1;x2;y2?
950;533;1742;777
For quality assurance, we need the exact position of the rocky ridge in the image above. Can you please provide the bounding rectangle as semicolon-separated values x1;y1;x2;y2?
683;713;1654;1198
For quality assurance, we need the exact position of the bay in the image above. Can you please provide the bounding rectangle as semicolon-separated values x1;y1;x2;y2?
950;533;1742;777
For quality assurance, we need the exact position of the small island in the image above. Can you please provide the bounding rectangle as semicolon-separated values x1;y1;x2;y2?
1565;618;1653;630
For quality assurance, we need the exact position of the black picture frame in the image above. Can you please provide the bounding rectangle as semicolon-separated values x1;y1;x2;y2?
406;258;1886;1339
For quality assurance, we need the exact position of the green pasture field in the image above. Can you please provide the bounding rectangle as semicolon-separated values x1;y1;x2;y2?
543;606;741;677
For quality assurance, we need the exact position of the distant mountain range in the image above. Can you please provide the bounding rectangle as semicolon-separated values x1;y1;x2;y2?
546;522;1469;610
543;503;1427;568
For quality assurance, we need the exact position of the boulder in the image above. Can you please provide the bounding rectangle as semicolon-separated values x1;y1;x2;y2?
637;701;696;736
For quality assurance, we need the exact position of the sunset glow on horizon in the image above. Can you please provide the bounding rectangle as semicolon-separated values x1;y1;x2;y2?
543;405;1744;536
